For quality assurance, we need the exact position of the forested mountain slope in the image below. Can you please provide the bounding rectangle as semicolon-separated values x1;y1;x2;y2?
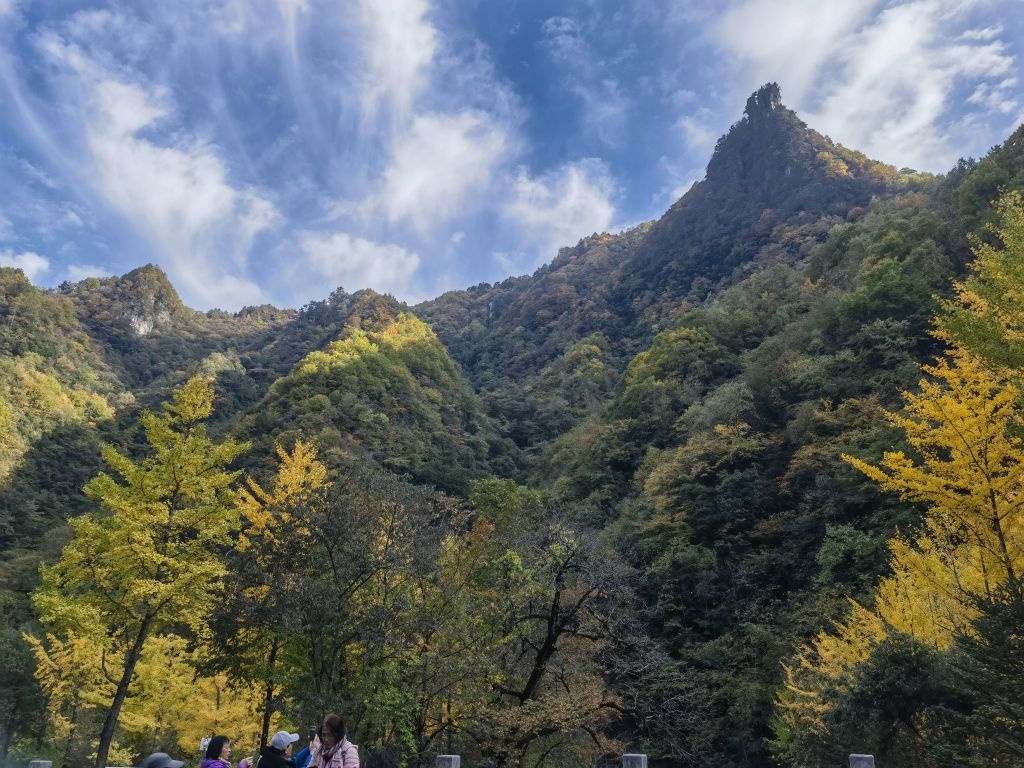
614;83;906;319
2;85;1024;768
415;84;918;463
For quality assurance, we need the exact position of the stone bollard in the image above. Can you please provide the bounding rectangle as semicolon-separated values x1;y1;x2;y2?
28;761;53;768
435;756;460;768
623;755;648;768
849;755;875;768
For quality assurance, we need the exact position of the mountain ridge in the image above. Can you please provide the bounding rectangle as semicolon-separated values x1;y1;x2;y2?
4;83;1024;767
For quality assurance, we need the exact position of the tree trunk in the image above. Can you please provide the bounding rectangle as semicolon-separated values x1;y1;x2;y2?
1;713;13;762
95;615;153;768
260;639;280;749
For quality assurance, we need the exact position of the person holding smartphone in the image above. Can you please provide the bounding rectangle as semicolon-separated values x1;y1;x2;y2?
292;728;316;768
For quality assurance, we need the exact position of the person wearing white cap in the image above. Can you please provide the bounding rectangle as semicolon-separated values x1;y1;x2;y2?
254;730;300;768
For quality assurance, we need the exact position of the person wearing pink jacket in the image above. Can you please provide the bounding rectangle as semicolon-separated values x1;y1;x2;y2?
308;714;359;768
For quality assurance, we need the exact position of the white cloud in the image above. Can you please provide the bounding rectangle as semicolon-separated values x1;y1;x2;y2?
670;177;700;201
717;0;880;103
502;159;616;267
0;249;49;282
960;24;1002;41
678;110;720;153
967;76;1019;114
493;250;526;276
65;263;110;281
0;0;16;17
806;0;1017;169
354;0;437;122
716;0;1020;171
367;110;507;234
298;231;421;298
35;33;280;309
83;80;277;306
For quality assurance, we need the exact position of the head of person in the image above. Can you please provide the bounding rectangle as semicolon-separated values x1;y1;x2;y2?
270;730;300;756
318;715;346;749
142;753;185;768
206;736;231;761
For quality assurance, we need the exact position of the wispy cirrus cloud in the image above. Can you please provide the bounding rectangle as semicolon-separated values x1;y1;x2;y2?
540;15;631;148
354;0;437;123
0;0;1020;309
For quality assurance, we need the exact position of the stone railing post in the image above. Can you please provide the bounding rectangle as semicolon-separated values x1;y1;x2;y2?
849;755;875;768
435;756;460;768
623;755;648;768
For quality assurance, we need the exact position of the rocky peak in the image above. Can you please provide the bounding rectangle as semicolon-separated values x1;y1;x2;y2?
744;82;782;119
115;265;185;335
615;83;899;319
65;263;187;336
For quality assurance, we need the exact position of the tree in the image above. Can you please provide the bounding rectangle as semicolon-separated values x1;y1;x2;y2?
948;579;1024;765
222;439;329;747
478;520;627;768
843;346;1024;619
31;377;247;768
939;190;1024;369
775;345;1024;764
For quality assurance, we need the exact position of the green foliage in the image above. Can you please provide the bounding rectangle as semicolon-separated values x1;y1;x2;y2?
773;191;1024;766
3;86;1024;768
939;190;1024;368
541;181;963;764
246;309;493;492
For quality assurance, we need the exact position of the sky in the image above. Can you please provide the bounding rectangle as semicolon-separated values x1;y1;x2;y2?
0;0;1022;311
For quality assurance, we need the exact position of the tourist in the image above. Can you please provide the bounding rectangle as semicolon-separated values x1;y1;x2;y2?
255;730;299;768
308;715;358;768
202;736;232;768
141;753;185;768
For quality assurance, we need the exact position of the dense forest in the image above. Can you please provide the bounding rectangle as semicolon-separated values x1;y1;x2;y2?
2;83;1024;768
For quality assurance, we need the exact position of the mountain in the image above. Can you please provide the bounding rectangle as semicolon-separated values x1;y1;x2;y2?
235;290;499;492
416;83;916;464
614;82;906;320
3;84;1024;768
62;265;296;397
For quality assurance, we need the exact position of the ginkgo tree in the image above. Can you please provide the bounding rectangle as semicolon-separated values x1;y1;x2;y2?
774;191;1024;765
219;438;329;747
940;189;1024;369
31;377;248;768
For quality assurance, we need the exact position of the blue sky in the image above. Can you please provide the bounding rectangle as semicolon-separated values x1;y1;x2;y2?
1;0;1022;310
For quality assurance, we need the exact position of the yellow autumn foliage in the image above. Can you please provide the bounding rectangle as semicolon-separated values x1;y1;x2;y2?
779;345;1024;734
236;438;329;555
27;630;269;760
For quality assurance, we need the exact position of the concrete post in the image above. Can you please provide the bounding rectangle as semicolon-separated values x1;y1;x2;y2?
435;756;460;768
849;755;875;768
623;755;648;768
